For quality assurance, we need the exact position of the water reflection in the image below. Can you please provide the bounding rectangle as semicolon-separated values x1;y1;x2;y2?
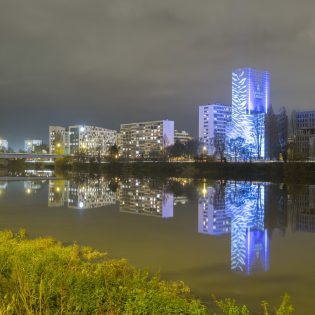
0;181;8;196
198;183;230;235
24;181;46;195
10;176;315;240
199;181;268;274
288;185;315;233
49;178;116;209
118;178;174;218
1;175;315;277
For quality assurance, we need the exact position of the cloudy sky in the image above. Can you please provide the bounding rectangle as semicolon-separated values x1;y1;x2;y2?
1;0;315;149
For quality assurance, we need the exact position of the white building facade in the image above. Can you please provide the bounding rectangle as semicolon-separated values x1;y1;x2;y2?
291;110;315;159
49;126;67;155
120;120;174;159
68;125;117;156
199;104;231;156
0;139;8;151
49;125;117;156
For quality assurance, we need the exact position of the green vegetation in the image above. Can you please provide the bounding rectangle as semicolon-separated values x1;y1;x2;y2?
213;295;293;315
0;230;205;314
0;230;207;314
0;230;294;315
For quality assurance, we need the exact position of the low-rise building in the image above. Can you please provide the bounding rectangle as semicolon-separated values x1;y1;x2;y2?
174;130;193;144
0;139;8;152
119;120;174;159
290;110;315;159
24;140;42;153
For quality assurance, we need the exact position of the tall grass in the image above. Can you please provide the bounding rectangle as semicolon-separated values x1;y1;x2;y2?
0;230;293;314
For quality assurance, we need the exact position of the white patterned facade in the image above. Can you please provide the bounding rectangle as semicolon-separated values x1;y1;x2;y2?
226;68;270;160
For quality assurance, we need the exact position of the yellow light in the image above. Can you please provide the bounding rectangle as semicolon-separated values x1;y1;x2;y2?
56;143;61;148
26;188;32;194
55;187;60;192
202;183;207;197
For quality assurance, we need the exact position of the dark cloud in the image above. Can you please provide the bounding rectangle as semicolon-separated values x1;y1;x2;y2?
1;0;315;149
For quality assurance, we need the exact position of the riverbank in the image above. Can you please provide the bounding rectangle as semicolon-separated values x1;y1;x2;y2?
0;230;292;315
2;159;315;183
55;160;315;184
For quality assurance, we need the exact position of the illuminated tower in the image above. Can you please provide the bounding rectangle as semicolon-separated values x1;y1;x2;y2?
227;68;270;160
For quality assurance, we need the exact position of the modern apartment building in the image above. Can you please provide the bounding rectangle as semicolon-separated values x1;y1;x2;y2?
49;125;117;156
265;106;288;160
68;125;116;156
0;139;8;151
49;126;67;155
227;68;270;160
290;110;315;159
24;139;42;153
119;120;174;159
198;104;231;156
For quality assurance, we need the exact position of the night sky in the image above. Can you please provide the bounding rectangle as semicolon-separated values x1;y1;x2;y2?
1;1;315;149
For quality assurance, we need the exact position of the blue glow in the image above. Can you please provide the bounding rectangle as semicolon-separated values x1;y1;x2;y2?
225;182;269;274
227;68;270;160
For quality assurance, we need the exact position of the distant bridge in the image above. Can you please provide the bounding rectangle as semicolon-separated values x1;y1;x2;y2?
0;153;62;160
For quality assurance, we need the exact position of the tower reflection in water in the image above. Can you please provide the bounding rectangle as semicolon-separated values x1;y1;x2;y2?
199;181;269;275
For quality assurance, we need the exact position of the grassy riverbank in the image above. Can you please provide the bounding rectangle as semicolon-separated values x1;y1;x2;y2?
0;230;293;314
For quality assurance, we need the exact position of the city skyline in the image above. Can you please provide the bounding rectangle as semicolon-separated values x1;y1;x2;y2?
1;1;315;149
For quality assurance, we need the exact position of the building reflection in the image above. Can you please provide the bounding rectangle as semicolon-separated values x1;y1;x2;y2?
289;185;315;233
48;180;69;207
0;181;8;196
225;182;269;274
48;178;116;209
118;178;174;218
199;181;269;275
24;180;45;195
198;183;230;235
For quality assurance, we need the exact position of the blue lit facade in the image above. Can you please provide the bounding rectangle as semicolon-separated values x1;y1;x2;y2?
227;68;270;160
225;182;269;274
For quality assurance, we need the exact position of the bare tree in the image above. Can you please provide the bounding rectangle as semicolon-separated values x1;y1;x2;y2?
253;114;265;159
214;138;225;162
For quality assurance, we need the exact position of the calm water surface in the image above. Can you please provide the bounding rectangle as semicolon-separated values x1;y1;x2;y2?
0;173;314;313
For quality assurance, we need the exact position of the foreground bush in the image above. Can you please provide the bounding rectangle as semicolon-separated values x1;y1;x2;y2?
0;230;205;314
0;230;293;314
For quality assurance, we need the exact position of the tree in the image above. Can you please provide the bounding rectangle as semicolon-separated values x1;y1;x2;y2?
167;141;185;158
227;137;245;161
253;114;265;159
108;144;119;161
34;144;49;154
214;138;225;162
